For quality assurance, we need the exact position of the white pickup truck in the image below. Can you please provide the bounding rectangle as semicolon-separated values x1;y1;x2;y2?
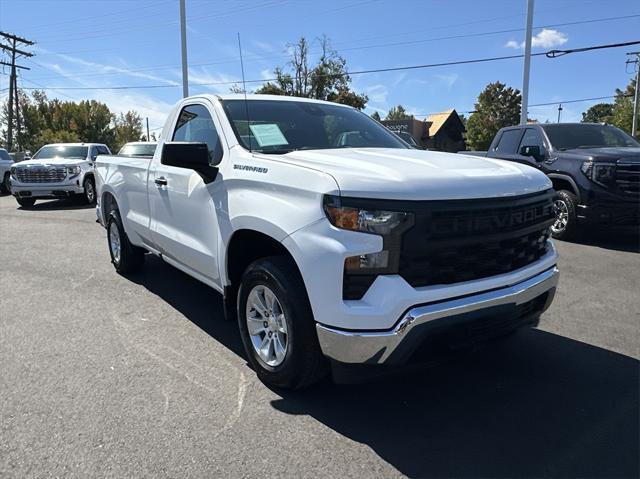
11;142;111;208
95;94;559;389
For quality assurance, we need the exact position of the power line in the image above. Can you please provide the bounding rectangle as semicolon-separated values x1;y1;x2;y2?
27;13;640;83
1;31;35;151
18;39;640;91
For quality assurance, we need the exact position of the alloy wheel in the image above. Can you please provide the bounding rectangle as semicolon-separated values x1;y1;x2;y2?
109;224;121;265
245;285;288;367
552;199;569;234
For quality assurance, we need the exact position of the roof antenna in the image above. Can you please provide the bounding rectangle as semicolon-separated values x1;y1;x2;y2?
237;32;252;152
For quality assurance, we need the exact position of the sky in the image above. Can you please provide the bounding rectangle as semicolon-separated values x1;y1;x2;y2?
1;0;639;135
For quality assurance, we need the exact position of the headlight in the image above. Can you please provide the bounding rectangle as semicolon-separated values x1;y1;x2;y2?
10;167;17;180
581;161;616;187
66;166;81;177
323;195;414;299
323;195;412;235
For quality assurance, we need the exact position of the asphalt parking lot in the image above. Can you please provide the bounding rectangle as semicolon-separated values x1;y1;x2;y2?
1;194;638;478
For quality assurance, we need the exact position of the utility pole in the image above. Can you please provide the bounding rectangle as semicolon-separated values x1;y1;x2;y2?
146;117;150;141
626;52;640;137
557;103;563;123
520;0;534;125
0;31;34;152
179;0;189;98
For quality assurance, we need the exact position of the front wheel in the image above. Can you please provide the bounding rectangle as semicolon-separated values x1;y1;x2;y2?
1;173;10;194
107;210;145;274
551;190;578;240
83;176;96;204
237;256;327;389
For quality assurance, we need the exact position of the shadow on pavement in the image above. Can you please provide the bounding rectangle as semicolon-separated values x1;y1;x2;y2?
17;198;94;211
568;227;640;253
131;256;639;478
129;255;245;358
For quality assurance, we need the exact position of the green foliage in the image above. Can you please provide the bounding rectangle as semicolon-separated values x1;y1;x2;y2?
255;36;368;109
370;111;381;121
1;90;144;152
113;111;143;152
465;81;521;151
581;103;613;123
608;79;636;136
385;105;412;120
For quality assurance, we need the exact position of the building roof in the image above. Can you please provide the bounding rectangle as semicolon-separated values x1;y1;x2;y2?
426;109;462;136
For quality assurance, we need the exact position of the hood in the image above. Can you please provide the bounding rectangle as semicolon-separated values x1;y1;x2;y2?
272;148;551;200
15;157;88;167
560;147;640;162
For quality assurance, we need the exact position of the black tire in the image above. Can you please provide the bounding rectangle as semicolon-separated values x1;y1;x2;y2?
237;256;327;389
106;210;145;274
83;176;96;205
16;197;35;208
1;173;10;194
551;190;578;240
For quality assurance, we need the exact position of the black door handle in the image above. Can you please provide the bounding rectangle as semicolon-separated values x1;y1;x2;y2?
154;177;167;186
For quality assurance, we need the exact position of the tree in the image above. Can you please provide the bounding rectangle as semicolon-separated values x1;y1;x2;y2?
608;79;636;136
385;105;412;120
0;90;146;152
581;103;613;123
255;36;368;109
113;111;143;151
370;111;381;121
465;81;521;151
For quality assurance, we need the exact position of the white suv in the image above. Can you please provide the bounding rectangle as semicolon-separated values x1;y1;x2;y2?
11;143;110;208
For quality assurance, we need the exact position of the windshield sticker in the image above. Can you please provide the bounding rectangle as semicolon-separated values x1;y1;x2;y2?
249;124;289;147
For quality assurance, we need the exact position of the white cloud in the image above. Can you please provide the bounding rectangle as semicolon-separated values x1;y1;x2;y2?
505;29;568;49
364;84;388;104
434;73;459;90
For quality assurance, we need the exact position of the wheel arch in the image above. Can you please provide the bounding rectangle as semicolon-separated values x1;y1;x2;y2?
548;174;581;203
225;229;301;288
101;190;119;224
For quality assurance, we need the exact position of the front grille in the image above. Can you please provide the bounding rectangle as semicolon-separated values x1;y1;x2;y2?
616;160;640;196
16;166;67;183
399;190;555;288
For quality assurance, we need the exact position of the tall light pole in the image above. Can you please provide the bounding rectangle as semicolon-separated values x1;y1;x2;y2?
627;52;639;137
179;0;189;98
520;0;534;125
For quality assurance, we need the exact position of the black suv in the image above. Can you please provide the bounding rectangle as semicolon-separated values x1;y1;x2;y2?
486;123;640;239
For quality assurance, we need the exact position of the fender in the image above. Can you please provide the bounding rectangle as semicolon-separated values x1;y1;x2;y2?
547;173;581;203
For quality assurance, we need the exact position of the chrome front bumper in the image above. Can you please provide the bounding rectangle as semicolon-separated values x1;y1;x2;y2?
316;266;559;365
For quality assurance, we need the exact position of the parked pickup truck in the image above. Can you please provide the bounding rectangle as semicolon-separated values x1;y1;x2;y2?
11;142;111;208
478;123;640;239
95;94;559;389
117;141;157;158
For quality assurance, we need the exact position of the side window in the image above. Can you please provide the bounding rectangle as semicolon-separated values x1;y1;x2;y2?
89;146;98;159
97;145;110;155
493;129;523;154
519;128;545;152
172;104;223;165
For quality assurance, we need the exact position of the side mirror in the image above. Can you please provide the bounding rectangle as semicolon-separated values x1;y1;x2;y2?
161;142;218;183
519;145;544;161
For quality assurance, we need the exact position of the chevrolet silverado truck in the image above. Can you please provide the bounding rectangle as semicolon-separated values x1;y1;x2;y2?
95;94;559;389
11;142;111;208
484;123;640;240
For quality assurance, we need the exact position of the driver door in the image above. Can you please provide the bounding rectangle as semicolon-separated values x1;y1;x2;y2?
148;102;225;286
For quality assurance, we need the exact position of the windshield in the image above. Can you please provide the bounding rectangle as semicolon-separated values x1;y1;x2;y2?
542;124;640;151
33;145;88;160
0;149;11;162
222;99;408;154
118;143;157;157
